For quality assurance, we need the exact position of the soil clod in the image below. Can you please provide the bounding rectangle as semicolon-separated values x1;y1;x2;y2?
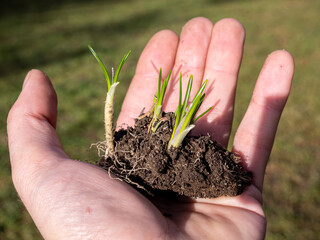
99;112;252;198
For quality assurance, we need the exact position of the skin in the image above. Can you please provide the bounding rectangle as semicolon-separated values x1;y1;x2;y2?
7;17;294;239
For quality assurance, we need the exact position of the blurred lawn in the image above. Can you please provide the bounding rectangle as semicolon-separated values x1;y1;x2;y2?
1;0;319;239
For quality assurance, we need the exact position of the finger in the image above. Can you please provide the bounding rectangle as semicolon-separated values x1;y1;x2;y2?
163;17;213;112
117;30;179;127
232;50;294;191
7;70;68;193
194;18;245;147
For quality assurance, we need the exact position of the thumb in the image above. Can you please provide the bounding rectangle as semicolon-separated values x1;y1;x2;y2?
7;69;68;194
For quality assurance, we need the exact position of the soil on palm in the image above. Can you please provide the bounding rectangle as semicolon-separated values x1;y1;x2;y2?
100;112;252;198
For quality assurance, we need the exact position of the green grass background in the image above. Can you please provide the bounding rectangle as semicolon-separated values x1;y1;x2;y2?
1;0;319;239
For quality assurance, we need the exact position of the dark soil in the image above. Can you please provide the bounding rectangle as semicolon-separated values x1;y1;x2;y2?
99;112;252;199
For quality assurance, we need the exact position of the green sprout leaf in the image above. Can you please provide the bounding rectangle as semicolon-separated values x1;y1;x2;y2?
88;45;130;90
88;45;111;90
88;45;130;156
150;69;171;132
192;105;213;123
113;50;131;84
168;77;213;150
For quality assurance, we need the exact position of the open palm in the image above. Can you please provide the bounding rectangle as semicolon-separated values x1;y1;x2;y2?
7;18;294;240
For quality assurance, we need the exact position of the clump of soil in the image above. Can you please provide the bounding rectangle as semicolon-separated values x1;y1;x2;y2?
100;112;252;198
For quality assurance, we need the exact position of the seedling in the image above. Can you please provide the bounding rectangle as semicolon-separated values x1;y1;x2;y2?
168;75;212;150
88;45;130;156
150;69;172;132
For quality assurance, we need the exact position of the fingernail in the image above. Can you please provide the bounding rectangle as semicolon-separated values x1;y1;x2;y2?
23;70;33;89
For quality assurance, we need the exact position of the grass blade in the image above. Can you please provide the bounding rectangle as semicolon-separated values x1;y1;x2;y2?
181;75;193;117
192;93;206;120
157;68;162;100
181;80;208;130
175;73;183;122
193;80;208;103
113;51;131;84
171;74;183;141
151;69;171;132
192;106;213;123
88;45;111;90
158;70;171;104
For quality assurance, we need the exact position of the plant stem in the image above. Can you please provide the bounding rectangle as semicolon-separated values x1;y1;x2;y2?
104;82;119;155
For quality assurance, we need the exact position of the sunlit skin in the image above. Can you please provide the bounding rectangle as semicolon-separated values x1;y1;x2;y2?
7;17;294;239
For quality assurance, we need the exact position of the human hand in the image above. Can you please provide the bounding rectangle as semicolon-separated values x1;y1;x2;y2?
7;17;294;239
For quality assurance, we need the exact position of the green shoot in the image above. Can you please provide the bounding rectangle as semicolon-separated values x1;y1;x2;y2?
150;69;171;132
88;45;131;156
174;73;193;131
168;76;213;150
